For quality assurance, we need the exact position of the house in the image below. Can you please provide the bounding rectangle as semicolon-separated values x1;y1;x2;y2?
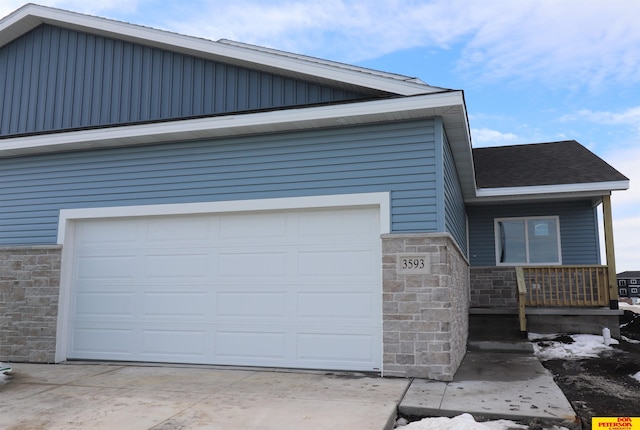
618;271;640;298
0;4;629;381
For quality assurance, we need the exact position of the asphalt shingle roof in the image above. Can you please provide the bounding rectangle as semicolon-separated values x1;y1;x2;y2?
473;140;628;188
618;271;640;278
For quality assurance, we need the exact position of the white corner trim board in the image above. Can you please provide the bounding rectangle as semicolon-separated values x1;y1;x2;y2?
57;192;391;244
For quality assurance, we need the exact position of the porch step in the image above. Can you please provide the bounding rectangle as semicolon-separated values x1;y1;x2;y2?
467;312;533;353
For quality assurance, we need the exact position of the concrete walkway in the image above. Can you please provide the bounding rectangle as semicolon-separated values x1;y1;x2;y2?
0;363;409;430
1;351;578;429
399;351;578;426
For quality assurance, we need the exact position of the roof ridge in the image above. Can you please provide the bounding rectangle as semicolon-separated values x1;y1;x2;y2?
217;39;442;88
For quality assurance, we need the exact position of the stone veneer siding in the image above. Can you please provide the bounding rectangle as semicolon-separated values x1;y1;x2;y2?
469;267;518;308
1;239;472;379
382;233;470;381
0;246;61;363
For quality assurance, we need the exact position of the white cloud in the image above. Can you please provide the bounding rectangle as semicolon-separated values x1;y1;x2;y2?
158;0;640;90
595;145;639;273
601;177;640;274
564;107;640;132
470;128;519;147
456;1;640;89
611;216;640;273
4;0;640;90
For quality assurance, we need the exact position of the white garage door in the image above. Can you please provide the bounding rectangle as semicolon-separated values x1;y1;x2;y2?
67;206;382;371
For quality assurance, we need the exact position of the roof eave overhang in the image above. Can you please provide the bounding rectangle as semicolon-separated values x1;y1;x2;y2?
0;92;471;160
0;5;438;97
466;180;630;204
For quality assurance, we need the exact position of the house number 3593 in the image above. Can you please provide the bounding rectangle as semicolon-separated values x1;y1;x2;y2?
396;254;430;274
401;258;425;269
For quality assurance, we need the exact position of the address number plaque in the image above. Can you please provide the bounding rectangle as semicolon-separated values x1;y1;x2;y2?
396;254;430;274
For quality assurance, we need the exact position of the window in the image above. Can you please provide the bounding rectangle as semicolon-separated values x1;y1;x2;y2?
495;217;561;265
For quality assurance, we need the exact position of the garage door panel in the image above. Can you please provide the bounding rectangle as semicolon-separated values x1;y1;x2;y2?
141;329;207;358
146;216;211;243
219;212;288;239
67;205;382;371
216;331;287;359
298;250;374;277
76;255;138;281
145;254;210;278
298;208;378;240
77;220;139;246
75;292;135;317
218;252;288;277
217;292;287;318
298;292;375;320
72;328;134;355
142;292;209;318
297;333;376;364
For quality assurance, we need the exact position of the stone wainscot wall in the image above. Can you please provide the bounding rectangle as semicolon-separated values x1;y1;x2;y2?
382;233;470;381
0;246;61;363
2;239;472;381
469;267;518;308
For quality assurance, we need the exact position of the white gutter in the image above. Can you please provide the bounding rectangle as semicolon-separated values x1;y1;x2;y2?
466;180;631;203
476;181;630;197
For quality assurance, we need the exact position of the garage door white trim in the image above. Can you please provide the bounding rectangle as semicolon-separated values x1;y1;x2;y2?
57;193;390;244
55;192;389;367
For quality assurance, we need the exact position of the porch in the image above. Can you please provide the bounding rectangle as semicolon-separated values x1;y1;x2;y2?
468;192;625;339
469;265;623;339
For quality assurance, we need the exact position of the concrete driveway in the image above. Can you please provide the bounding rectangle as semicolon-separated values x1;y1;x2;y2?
0;363;409;430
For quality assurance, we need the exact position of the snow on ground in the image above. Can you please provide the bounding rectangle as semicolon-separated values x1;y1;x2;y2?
396;413;570;430
398;307;640;429
619;301;640;314
398;330;618;429
529;333;619;361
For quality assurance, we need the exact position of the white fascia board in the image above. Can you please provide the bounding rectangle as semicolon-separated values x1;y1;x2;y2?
1;5;433;96
0;92;465;157
57;192;391;244
474;180;630;199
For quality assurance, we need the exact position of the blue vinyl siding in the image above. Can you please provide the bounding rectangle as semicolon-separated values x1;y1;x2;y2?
467;201;601;266
441;129;467;254
0;119;439;245
0;24;365;136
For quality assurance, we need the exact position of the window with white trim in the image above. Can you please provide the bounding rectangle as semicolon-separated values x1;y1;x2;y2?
495;217;561;265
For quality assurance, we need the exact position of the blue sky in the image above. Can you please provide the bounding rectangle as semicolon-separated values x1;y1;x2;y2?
2;1;638;272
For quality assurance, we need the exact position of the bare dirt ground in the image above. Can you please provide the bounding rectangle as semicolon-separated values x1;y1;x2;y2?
537;310;640;430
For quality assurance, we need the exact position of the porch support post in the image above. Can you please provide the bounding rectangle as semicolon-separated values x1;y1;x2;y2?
602;194;619;309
